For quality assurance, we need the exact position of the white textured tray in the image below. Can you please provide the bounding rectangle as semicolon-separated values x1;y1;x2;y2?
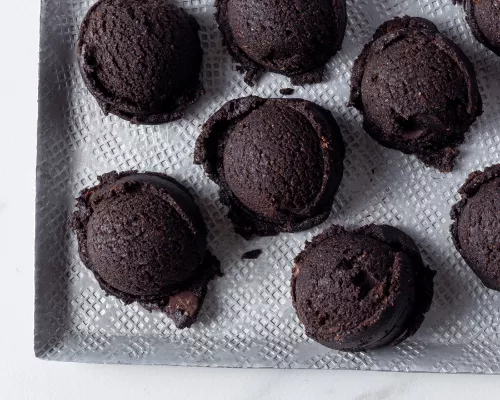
35;0;500;372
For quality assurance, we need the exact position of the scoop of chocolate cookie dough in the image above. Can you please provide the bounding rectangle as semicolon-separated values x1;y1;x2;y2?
194;96;345;239
454;0;500;56
451;164;500;291
291;224;436;351
215;0;347;85
71;171;221;329
77;0;204;124
350;16;482;172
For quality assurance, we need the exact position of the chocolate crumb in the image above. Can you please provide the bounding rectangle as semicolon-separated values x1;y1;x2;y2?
241;249;263;260
280;88;295;96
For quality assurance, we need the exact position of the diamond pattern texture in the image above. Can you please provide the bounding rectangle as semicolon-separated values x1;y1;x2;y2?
35;0;500;371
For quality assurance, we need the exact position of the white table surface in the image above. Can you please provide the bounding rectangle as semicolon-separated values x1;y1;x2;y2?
1;2;500;399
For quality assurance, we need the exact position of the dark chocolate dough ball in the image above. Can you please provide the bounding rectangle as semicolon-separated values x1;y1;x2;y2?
71;171;220;328
216;0;347;85
451;164;500;291
291;224;436;351
223;102;324;220
350;16;482;172
78;0;204;124
194;96;345;238
455;0;500;56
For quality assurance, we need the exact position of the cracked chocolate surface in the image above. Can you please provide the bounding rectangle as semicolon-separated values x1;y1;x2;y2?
350;16;482;172
215;0;346;86
77;0;204;124
291;224;435;351
450;164;500;291
455;0;500;56
71;171;221;329
194;96;345;239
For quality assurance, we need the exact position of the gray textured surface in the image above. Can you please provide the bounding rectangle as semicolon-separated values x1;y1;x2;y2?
35;0;500;371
